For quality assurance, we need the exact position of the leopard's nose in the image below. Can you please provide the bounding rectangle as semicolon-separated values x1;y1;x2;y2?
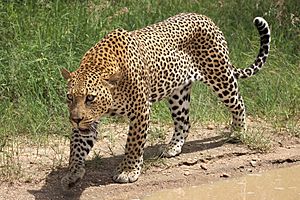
72;117;83;124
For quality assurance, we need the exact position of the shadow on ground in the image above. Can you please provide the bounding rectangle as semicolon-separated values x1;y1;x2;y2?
28;135;227;200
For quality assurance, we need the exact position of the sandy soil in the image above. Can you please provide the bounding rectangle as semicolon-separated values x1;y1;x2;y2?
0;121;299;200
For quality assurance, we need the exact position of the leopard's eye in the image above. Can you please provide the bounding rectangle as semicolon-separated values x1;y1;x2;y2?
67;94;73;101
86;94;96;102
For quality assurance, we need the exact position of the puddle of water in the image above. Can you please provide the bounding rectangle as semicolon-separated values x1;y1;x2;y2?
143;165;300;200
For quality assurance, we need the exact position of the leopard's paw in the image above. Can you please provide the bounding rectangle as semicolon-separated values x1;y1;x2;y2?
112;169;140;183
61;168;85;190
161;144;182;158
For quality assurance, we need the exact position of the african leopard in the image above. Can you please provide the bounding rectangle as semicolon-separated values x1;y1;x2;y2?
60;13;270;189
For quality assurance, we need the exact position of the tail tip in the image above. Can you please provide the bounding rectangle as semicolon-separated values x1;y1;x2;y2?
253;17;268;27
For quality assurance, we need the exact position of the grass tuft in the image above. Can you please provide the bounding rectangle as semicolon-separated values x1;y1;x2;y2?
237;129;273;153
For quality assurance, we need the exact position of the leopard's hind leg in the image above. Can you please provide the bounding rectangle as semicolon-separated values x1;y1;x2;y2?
163;82;192;157
206;70;246;132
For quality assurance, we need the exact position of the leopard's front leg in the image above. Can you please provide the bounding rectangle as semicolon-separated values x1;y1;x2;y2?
113;109;150;183
61;124;97;190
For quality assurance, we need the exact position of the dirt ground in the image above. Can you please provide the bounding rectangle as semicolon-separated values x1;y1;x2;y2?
0;121;299;200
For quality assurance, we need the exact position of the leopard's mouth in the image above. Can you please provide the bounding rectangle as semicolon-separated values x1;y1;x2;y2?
77;121;99;133
70;119;99;134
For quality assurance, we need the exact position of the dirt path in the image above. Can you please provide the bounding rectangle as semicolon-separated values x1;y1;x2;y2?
0;122;299;200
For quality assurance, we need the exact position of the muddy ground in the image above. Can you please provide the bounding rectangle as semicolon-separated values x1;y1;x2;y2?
0;121;299;200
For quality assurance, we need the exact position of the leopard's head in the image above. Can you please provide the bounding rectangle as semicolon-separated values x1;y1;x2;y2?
61;67;120;132
61;29;127;131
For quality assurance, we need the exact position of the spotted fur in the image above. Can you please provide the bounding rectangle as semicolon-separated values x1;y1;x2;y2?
61;13;270;189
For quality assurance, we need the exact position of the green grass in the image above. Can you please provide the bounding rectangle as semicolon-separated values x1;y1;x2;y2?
0;0;299;140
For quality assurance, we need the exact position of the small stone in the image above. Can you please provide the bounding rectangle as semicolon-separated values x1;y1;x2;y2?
220;173;230;178
200;164;208;170
184;171;190;176
250;160;257;167
238;165;245;172
207;125;214;130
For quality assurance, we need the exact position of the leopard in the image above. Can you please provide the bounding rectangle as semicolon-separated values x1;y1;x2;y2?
60;13;270;189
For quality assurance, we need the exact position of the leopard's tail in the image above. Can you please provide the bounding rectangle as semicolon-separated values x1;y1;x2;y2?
233;17;271;79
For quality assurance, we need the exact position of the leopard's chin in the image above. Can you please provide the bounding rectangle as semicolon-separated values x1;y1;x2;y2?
78;128;90;132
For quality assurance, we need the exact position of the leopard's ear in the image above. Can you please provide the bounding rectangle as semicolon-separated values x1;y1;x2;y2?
107;72;122;86
61;68;73;80
102;71;122;88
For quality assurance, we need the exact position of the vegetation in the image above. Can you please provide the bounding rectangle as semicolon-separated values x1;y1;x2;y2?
0;0;299;141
